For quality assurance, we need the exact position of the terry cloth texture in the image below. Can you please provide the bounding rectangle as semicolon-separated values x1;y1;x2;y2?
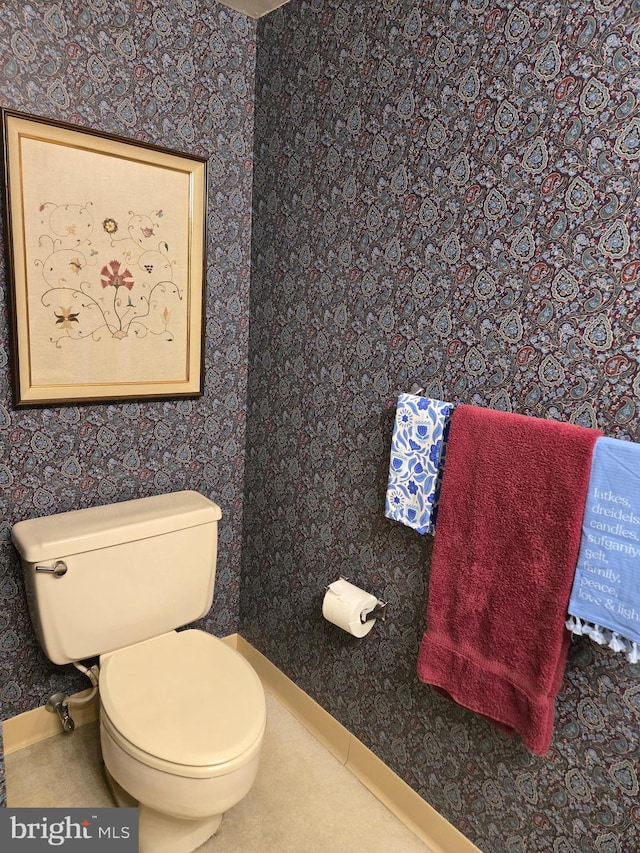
417;404;601;755
385;394;453;535
567;436;640;662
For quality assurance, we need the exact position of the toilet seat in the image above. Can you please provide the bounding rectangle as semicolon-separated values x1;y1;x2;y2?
99;630;266;779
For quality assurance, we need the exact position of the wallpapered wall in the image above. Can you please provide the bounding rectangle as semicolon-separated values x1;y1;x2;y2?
0;0;257;796
242;1;640;851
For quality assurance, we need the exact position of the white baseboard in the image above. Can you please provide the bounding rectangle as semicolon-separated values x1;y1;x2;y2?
235;636;480;853
2;687;100;755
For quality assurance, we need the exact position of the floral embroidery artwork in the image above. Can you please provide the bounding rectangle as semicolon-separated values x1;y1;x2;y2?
11;128;200;394
38;204;181;349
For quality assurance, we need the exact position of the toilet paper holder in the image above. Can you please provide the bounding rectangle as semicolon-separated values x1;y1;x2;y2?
326;577;388;624
362;599;388;624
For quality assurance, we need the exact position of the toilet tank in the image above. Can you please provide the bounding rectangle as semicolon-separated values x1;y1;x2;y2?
11;491;222;665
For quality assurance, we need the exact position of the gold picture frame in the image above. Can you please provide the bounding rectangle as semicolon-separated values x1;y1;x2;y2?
2;109;207;406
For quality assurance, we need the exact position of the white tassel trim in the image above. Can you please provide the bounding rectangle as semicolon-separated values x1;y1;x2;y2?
608;633;626;653
586;624;607;644
565;615;584;635
566;617;640;663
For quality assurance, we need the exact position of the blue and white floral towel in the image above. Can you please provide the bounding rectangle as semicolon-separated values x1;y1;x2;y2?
566;436;640;663
385;394;454;535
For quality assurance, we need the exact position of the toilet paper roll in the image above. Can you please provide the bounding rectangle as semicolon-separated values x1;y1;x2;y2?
322;578;379;638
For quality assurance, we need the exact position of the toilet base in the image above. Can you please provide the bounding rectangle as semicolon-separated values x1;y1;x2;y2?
137;805;221;853
105;768;222;853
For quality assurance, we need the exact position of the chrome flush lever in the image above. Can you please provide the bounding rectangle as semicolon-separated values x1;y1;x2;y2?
35;560;68;577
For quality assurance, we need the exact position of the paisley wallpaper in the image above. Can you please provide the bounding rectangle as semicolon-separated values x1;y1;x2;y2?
241;1;640;851
0;0;256;803
1;0;639;849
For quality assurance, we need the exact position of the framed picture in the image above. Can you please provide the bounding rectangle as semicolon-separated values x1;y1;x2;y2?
1;109;207;406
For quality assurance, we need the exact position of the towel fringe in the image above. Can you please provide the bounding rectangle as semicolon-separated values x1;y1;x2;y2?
565;615;584;635
587;624;607;644
608;632;626;653
567;617;640;663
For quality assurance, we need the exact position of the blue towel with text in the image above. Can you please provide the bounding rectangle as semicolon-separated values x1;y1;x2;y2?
567;437;640;662
385;394;453;535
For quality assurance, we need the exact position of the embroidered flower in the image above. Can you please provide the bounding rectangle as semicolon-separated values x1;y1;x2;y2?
100;260;134;290
54;307;80;329
102;217;118;234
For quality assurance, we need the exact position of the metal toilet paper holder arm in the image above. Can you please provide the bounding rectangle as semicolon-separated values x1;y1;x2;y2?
361;599;387;624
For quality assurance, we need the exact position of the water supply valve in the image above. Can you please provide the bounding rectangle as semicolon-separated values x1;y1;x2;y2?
45;692;75;732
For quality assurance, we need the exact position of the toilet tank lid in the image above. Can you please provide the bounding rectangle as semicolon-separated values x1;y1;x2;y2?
11;491;222;562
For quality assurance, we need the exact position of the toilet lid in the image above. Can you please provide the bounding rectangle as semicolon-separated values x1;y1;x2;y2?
99;630;265;769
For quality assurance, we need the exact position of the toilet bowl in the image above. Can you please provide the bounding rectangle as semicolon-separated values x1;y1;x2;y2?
99;630;266;853
11;491;265;853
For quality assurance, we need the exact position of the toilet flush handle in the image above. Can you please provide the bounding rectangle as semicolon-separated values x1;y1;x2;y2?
35;560;68;577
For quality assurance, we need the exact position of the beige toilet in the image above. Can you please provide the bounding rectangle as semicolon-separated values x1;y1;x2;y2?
12;491;266;853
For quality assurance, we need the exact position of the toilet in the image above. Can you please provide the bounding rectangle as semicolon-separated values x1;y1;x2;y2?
11;490;266;853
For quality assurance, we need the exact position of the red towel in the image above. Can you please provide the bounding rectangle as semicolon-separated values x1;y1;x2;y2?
417;405;601;755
